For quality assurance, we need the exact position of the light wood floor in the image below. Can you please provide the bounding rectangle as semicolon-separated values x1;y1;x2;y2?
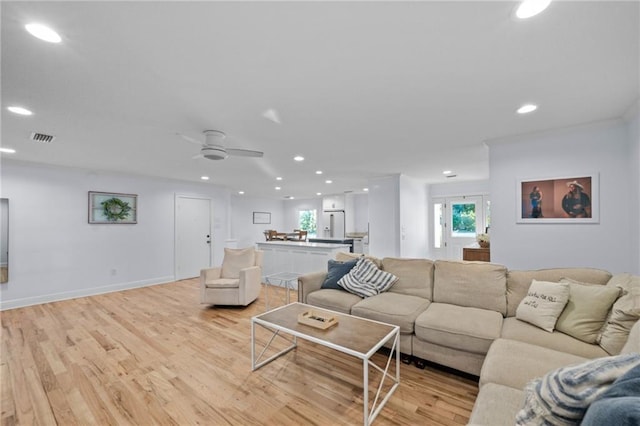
1;280;479;425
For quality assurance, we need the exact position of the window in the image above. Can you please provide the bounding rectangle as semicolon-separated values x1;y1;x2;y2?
451;201;476;238
298;209;317;237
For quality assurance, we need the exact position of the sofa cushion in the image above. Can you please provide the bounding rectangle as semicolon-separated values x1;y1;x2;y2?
515;280;570;332
414;303;503;354
221;247;255;279
351;292;430;334
506;268;612;317
433;260;507;315
479;338;588;390
469;383;524;426
380;257;434;299
554;278;621;344
501;317;610;359
600;273;640;354
306;289;362;314
582;363;640;426
515;353;640;426
204;278;239;288
321;259;358;290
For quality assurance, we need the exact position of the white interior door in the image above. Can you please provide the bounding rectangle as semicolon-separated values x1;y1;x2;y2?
175;195;212;280
432;196;486;260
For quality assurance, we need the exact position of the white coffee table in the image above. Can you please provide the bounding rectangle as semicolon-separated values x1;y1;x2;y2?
251;302;400;425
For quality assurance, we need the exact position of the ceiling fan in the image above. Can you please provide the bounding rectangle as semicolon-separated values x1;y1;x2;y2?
180;130;264;161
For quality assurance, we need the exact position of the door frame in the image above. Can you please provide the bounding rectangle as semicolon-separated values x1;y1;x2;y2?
431;194;490;260
174;194;213;280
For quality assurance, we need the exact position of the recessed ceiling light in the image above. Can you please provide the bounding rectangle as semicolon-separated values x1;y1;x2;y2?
514;0;552;19
442;170;452;175
7;106;33;115
517;104;538;114
315;170;323;175
25;23;62;43
275;186;281;190
325;180;332;184
293;155;304;162
276;176;283;181
238;191;245;195
316;192;322;196
0;148;16;154
363;188;369;192
200;176;209;180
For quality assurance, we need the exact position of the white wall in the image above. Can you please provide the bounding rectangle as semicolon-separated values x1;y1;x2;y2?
230;195;284;248
625;102;640;273
368;175;401;257
399;175;428;258
351;193;369;233
430;180;490;198
0;160;231;309
489;120;635;273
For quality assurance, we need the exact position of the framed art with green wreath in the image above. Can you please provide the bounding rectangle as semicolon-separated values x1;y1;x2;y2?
89;191;137;224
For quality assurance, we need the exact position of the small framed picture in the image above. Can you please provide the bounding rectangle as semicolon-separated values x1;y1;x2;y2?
516;174;599;224
89;192;137;224
253;211;271;224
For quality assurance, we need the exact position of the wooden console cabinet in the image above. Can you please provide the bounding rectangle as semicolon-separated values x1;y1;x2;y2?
463;246;490;262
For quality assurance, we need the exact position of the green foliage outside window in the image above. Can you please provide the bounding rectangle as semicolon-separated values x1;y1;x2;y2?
452;203;476;234
299;210;317;236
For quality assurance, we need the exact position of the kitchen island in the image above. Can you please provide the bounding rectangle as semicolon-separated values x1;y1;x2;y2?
255;241;351;284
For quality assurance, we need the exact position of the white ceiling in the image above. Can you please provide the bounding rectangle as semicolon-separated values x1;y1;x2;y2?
2;1;638;199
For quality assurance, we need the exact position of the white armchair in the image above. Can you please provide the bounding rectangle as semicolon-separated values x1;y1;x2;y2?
200;248;263;306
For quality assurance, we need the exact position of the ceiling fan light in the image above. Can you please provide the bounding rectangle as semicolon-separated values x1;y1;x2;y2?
201;146;228;160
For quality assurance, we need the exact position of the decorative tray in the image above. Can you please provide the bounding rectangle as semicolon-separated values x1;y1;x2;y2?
297;310;339;330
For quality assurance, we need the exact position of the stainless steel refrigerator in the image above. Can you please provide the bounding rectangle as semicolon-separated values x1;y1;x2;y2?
322;210;345;239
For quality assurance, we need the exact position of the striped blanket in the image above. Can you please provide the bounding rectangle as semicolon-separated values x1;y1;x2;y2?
515;352;640;426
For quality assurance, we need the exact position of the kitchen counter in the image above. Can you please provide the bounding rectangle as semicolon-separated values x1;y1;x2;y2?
308;238;354;252
255;241;351;281
257;241;350;249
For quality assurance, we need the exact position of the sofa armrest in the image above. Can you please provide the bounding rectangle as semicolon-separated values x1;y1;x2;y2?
239;265;262;305
297;271;327;303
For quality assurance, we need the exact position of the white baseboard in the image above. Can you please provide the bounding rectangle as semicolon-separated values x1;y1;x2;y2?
0;276;175;311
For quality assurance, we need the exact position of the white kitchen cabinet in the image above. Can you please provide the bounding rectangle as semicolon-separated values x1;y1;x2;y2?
322;195;345;211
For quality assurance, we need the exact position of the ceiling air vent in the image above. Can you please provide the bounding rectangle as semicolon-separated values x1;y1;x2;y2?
30;132;56;143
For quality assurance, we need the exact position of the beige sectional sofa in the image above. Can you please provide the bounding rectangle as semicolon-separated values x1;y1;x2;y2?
297;253;640;425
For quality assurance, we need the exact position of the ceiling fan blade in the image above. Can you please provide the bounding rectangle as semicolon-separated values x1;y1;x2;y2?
177;133;203;145
226;148;264;158
192;153;204;159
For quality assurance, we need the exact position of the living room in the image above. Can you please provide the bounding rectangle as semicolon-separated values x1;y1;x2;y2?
1;1;639;424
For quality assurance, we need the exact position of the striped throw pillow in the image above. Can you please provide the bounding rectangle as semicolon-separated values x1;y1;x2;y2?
337;258;398;297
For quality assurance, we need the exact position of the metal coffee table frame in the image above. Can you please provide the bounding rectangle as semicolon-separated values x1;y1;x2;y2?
264;271;298;310
251;303;400;426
